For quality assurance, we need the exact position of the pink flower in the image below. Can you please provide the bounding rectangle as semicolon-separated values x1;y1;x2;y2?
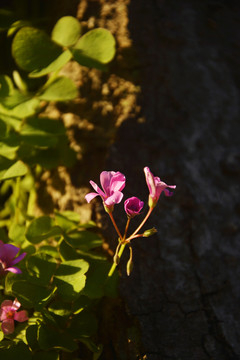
124;197;144;218
0;241;26;277
0;298;28;335
85;171;126;209
144;167;176;208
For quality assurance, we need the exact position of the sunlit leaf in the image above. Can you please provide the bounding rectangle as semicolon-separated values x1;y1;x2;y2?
72;28;115;69
0;135;19;159
48;299;72;317
38;77;78;101
12;27;72;77
0;98;40;131
51;16;81;47
54;259;89;300
1;91;31;109
0;158;28;181
25;216;62;244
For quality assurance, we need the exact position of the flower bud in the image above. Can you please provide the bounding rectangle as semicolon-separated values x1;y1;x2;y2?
126;258;133;276
143;227;157;237
124;197;144;218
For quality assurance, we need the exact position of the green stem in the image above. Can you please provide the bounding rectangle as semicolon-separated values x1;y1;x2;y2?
108;242;126;277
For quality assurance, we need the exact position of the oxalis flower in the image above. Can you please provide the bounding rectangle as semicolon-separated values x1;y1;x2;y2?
144;167;176;208
0;298;28;335
85;171;126;211
124;197;144;218
0;241;26;277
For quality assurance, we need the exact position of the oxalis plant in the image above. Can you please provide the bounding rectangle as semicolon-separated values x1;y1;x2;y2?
0;11;120;360
85;167;176;276
0;10;176;360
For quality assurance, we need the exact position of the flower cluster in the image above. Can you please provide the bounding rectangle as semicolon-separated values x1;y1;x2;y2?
85;167;176;276
0;242;28;335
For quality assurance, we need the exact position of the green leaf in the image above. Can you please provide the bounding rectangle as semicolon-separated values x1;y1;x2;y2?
12;280;54;308
38;76;78;101
0;134;19;159
48;299;72;317
12;27;72;77
26;324;40;351
33;350;60;360
83;259;115;299
0;98;41;130
1;91;31;109
72;28;115;69
55;210;80;232
0;341;32;360
0;75;14;97
26;216;62;244
38;323;78;352
64;230;103;251
51;16;81;47
68;310;98;338
26;253;57;286
59;239;79;261
8;223;26;243
0;158;28;180
54;259;89;300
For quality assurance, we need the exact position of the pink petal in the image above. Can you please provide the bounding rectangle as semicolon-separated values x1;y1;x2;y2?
110;172;126;192
5;266;22;274
100;171;113;194
144;167;156;197
89;180;105;197
11;252;26;266
14;310;28;322
2;244;20;260
105;191;123;206
12;299;21;311
2;319;14;334
1;300;13;308
85;192;100;203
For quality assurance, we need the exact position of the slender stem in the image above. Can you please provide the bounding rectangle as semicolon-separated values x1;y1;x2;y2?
126;207;153;241
108;211;123;240
123;217;131;240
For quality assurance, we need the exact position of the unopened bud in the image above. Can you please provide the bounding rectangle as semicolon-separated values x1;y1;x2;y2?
126;258;133;276
143;227;157;237
113;253;120;265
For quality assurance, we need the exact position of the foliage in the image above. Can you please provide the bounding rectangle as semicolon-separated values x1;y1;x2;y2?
0;8;117;360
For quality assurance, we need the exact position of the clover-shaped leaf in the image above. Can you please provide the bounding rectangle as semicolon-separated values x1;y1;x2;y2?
51;16;81;47
12;27;71;77
72;28;116;70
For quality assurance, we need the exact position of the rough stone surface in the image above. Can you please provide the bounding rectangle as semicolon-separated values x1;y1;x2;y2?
103;1;240;359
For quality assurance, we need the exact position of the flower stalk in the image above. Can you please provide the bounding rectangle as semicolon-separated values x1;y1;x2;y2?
85;167;176;277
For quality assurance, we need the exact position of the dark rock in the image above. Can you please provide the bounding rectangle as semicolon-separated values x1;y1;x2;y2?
103;0;240;358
